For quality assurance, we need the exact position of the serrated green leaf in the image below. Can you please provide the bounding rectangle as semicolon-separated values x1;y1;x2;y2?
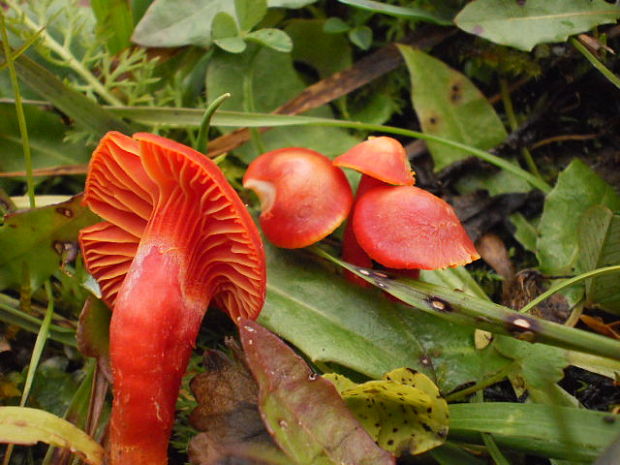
399;46;507;171
0;195;99;293
258;244;510;393
240;319;395;465
537;159;620;275
455;0;620;52
449;403;620;461
0;406;103;465
325;368;449;455
132;0;236;47
578;205;620;314
246;28;293;52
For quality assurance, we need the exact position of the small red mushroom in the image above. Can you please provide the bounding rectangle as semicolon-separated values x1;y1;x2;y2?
79;132;266;465
352;185;479;269
334;137;416;285
243;147;353;248
333;136;415;186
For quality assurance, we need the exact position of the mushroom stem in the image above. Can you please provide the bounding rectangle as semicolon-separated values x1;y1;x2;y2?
107;243;207;465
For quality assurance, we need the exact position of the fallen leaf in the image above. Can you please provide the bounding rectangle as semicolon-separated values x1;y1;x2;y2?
324;368;449;455
239;319;394;465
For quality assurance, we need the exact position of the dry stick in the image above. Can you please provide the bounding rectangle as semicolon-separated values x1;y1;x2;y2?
206;27;456;157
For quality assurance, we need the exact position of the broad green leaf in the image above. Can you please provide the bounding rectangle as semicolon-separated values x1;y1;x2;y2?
325;368;449;455
449;402;620;461
29;357;83;417
212;11;240;40
455;0;620;52
239;319;395;465
286;19;352;77
0;195;98;293
90;0;134;53
338;0;452;25
214;37;247;54
132;0;236;47
430;443;487;465
0;104;90;179
0;406;103;465
258;244;510;393
323;17;350;34
494;337;574;406
0;50;133;137
206;47;360;161
236;0;267;31
399;46;507;171
578;205;620;314
537;159;620;275
509;212;538;253
246;29;293;53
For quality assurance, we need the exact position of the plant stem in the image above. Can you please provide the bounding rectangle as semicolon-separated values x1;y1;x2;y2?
519;265;620;314
482;433;511;465
4;0;124;106
313;247;620;361
0;10;35;208
571;36;620;90
196;93;231;154
499;78;542;181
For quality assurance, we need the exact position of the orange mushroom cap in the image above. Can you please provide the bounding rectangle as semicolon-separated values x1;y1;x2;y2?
243;147;353;249
352;185;479;270
333;136;415;186
80;131;266;321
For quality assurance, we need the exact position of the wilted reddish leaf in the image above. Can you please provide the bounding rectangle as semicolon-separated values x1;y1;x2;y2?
76;297;111;380
188;347;282;465
239;318;395;465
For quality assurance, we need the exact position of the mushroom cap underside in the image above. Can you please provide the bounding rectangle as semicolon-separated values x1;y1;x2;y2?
79;132;266;321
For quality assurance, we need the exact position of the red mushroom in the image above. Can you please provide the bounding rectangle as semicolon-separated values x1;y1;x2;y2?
333;136;415;186
243;147;353;248
79;132;266;465
352;185;479;269
334;137;416;284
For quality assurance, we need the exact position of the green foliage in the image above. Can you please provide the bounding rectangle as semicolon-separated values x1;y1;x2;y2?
456;0;620;52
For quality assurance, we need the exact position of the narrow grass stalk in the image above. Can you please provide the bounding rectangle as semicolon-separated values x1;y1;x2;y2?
2;282;55;465
445;362;518;402
571;37;620;90
519;265;620;314
0;11;35;208
482;433;511;465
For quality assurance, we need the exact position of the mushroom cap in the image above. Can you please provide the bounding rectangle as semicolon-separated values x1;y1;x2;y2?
352;185;479;269
79;131;266;321
243;147;353;249
333;137;415;186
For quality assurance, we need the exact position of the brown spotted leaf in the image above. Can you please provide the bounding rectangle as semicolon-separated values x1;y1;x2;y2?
0;195;98;292
324;368;449;455
239;318;395;465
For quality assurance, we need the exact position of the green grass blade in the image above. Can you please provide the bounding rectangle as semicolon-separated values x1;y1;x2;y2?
110;106;551;192
0;12;35;207
449;402;620;461
0;49;134;137
313;247;620;361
